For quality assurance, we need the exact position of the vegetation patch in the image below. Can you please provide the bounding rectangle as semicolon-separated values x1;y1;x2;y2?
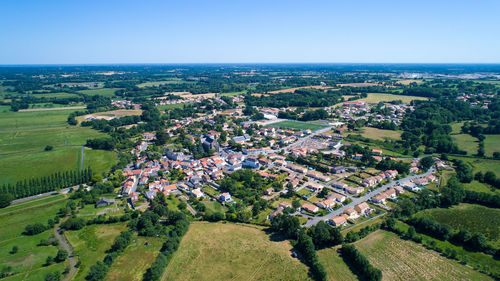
266;120;327;131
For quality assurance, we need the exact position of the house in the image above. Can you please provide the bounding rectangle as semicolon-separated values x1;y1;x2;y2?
344;186;363;194
316;198;336;209
218;193;232;202
278;202;292;209
328;193;346;203
331;182;348;189
354;202;371;215
413;177;429;186
400;181;419;192
96;198;115;208
371;149;383;156
130;192;139;203
301;203;319;213
190;188;205;198
409;167;419;174
287;163;308;174
331;166;346;174
307;171;329;182
306;182;323;191
329;216;347;227
343;208;359;220
242;158;260;169
394;185;405;194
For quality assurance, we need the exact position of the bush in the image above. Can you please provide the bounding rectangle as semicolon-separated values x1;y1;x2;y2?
0;193;15;208
86;261;109;281
61;217;86;230
340;244;382;281
24;223;48;235
44;271;61;281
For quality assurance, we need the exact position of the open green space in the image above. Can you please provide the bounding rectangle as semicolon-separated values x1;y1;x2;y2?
357;127;402;141
107;236;164;281
156;102;191;110
484;134;500;157
65;223;127;281
30;92;81;99
317;246;357;281
77;88;120;97
0;195;69;280
450;156;500;174
137;79;185;87
354;230;491;281
163;222;310;281
266;120;328;131
415;203;500;248
452;134;478;156
359;93;428;104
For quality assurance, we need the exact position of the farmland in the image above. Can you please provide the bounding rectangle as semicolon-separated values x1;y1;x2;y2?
107;236;164;281
354;230;491;281
484;134;500;157
415;203;500;248
162;222;310;281
357;127;402;141
75;109;142;124
266;120;328;131
317;246;357;281
0;195;69;280
358;93;428;104
65;223;127;281
452;134;478;155
77;88;121;97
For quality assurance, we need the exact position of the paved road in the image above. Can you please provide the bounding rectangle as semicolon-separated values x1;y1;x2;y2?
304;167;435;227
11;185;82;204
54;221;78;281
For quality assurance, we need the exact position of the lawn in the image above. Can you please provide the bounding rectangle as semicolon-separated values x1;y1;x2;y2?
266;120;328;131
358;93;428;104
107;236;164;281
317;246;357;281
203;200;227;213
358;127;402;141
452;134;478;156
354;230;491;281
415;203;500;248
163;222;310;281
484;134;500;157
0;195;69;279
65;223;127;281
0;146;117;185
77;88;121;97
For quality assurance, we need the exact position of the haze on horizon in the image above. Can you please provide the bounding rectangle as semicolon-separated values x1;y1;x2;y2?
1;0;499;65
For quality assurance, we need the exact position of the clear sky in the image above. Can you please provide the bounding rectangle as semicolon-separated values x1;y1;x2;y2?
1;0;499;64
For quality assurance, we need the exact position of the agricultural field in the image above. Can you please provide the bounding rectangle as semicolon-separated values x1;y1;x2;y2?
75;109;142;124
317;246;357;281
65;223;127;281
452;134;478;155
163;222;310;281
156;102;191;110
29;92;81;99
107;236;164;281
484;134;500;157
354;230;491;281
357;127;402;141
266;120;328;131
137;79;186;87
77;88;121;97
415;203;500;248
0;195;69;280
358;93;428;104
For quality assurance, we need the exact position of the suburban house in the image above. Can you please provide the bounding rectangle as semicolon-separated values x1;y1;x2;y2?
316;198;336;209
329;216;347;227
218;192;232;203
344;186;364;194
354;202;371;215
400;181;419;191
343;208;359;220
307;171;329;182
331;166;346;174
96;198;115;208
306;182;324;191
328;193;346;203
371;149;383;156
242;158;260;169
190;188;205;198
331;182;348;189
301;203;319;213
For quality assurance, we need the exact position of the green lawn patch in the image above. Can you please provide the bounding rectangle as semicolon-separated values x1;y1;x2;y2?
317;246;357;281
77;88;121;97
266;120;327;131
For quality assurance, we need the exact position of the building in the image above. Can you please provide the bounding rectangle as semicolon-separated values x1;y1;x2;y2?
343;208;359;220
96;198;115;208
218;193;232;202
329;216;347;227
328;193;346;203
242;158;260;169
190;188;205;198
331;166;346;174
354;202;371;215
316;198;336;209
301;203;319;213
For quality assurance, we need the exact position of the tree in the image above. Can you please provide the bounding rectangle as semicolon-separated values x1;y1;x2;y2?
292;200;301;210
44;271;61;281
440;177;465;206
55;249;68;262
419;156;434;171
484;171;497;185
45;256;55;266
10;245;18;254
86;261;109;281
44;145;54;151
0;193;14;208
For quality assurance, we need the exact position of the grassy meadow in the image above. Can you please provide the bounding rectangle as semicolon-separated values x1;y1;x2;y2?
163;222;310;281
77;88;120;97
484;134;500;157
266;120;328;131
354;230;491;281
0;195;69;280
317;246;357;281
359;93;428;104
358;127;402;141
452;134;478;155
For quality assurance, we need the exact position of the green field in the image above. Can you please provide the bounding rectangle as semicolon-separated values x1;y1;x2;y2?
156;102;191;110
163;222;310;281
0;195;69;280
358;127;402;141
450;156;500;175
137;79;186;87
484;134;500;157
452;134;478;155
77;88;121;97
107;236;163;281
354;230;491;281
30;92;81;99
266;120;328;131
359;93;428;104
65;223;127;281
0;110;117;184
317;246;357;281
415;203;500;248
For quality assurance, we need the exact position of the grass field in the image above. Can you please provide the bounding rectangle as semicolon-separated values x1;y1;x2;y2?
484;134;500;157
77;88;120;97
0;146;117;185
452;134;478;155
450;156;500;175
163;222;310;281
66;223;127;281
266;120;328;131
354;230;491;281
358;93;428;104
0;195;69;280
137;79;185;87
30;92;81;99
107;236;163;281
156;103;191;110
415;203;500;248
317;246;357;281
357;127;402;141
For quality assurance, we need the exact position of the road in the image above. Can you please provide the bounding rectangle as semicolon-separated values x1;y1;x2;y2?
11;185;82;204
304;167;435;227
54;221;78;281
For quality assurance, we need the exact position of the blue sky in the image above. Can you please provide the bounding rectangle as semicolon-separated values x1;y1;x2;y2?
0;0;499;64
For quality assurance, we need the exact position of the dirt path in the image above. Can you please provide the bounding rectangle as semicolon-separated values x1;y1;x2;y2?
54;222;78;281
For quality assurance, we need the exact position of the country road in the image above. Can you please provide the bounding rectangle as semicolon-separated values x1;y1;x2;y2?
54;221;78;281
